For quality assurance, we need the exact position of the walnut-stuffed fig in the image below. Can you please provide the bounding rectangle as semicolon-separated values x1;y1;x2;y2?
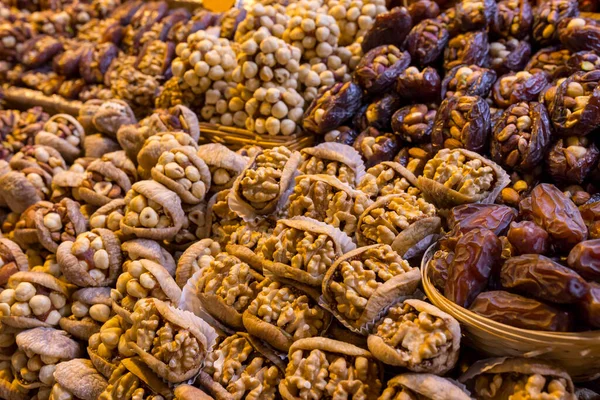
200;332;285;400
124;298;217;383
321;244;420;334
460;357;576;400
418;148;510;209
367;299;460;375
379;373;472;400
287;174;372;237
196;143;248;193
243;281;331;352
57;228;122;288
279;337;382;400
229;146;301;220
259;217;355;287
299;143;366;188
97;357;173;400
358;161;420;200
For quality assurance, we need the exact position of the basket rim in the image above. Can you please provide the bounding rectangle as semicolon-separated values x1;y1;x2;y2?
421;242;600;342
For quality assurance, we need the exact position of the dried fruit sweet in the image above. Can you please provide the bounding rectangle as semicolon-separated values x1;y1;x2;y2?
379;373;472;400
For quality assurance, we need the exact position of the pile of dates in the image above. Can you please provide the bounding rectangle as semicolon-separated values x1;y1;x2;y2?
429;183;600;332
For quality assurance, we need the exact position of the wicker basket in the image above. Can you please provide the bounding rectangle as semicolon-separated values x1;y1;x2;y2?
199;122;315;150
421;243;600;382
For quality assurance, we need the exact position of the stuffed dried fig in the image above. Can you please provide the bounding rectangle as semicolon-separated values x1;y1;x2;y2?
358;161;420;200
35;114;85;163
56;228;122;288
279;338;382;400
379;373;472;400
0;239;28;288
33;198;87;254
300;143;365;188
197;143;248;193
86;314;131;379
50;358;107;400
19;35;63;68
418;148;510;208
59;287;112;341
97;357;173;400
321;244;420;334
368;299;459;374
89;199;127;233
175;239;221;288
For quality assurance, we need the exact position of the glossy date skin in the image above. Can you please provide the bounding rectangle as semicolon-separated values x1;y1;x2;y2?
507;221;550;255
568;239;600;282
489;39;532;75
492;0;533;39
546;136;600;184
353;127;401;168
443;30;489;72
533;0;579;46
362;93;403;131
501;254;589;304
355;46;411;94
526;46;571;79
445;228;502;308
581;282;600;328
396;66;441;103
429;250;453;291
391;104;436;144
407;0;440;24
362;7;413;52
431;95;491;153
303;82;363;135
405;18;449;67
558;17;600;53
449;204;518;237
469;290;573;332
519;183;588;252
441;65;496;99
492;71;550;109
456;0;497;31
580;201;600;239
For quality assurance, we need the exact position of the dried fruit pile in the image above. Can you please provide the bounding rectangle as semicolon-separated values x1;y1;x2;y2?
1;0;600;398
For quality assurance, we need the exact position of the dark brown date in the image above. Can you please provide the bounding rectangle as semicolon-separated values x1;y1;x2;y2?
558;17;600;53
354;46;411;94
489;39;532;75
507;221;550;255
568;239;600;282
445;228;502;308
362;7;412;52
580;282;600;328
492;0;533;39
362;93;403;131
520;183;588;252
52;44;87;78
0;21;35;62
533;0;579;46
456;0;497;31
431;95;491;153
407;0;440;24
19;35;64;68
490;102;552;172
57;79;85;100
443;30;489;71
429;249;453;291
525;46;572;79
324;126;358;146
492;71;550;109
449;204;518;236
441;64;496;99
567;51;600;74
394;144;432;176
580;201;600;239
353;127;401;168
547;136;600;184
435;8;461;37
469;290;573;332
501;254;589;304
405;18;449;67
547;71;600;137
391;104;436;144
303;82;363;135
395;66;441;103
79;43;119;84
109;0;143;25
136;40;175;77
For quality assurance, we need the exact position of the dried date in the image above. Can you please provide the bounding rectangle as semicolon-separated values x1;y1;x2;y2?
501;254;589;304
567;239;600;282
405;18;449;67
431;95;491;153
445;228;502;308
394;144;432;175
567;51;600;74
19;35;64;68
362;93;402;131
354;46;411;94
79;42;119;84
449;204;518;236
558;17;600;53
490;102;552;172
353;127;401;168
533;0;579;46
469;290;573;332
429;249;453;291
456;0;497;31
395;66;441;103
324;126;358;145
525;46;571;79
507;221;550;255
547;136;600;184
581;282;600;328
362;7;412;52
391;104;436;144
520;183;588;252
492;71;550;109
492;0;533;39
303;82;363;135
489;39;532;75
580;201;600;239
443;30;489;71
441;64;496;99
407;0;440;24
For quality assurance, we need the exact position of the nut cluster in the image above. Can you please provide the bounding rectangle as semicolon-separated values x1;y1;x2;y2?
11;348;63;388
358;162;420;199
373;303;452;365
112;260;164;311
65;231;112;284
474;374;569;400
327;0;387;46
0;281;67;325
245;84;305;136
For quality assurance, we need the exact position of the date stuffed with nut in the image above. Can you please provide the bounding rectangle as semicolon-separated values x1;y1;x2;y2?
303;82;363;135
405;18;449;67
441;65;496;99
445;228;502;308
396;66;441;103
443;30;489;71
500;254;589;304
354;45;410;94
392;104;436;144
492;0;533;39
546;136;599;184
